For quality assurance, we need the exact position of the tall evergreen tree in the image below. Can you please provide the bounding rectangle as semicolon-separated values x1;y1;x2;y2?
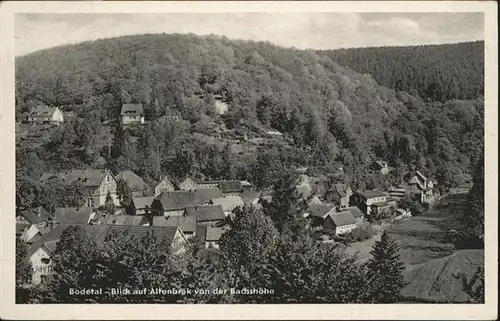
365;231;408;303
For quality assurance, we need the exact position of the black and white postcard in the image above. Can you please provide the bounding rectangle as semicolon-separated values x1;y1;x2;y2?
1;1;497;320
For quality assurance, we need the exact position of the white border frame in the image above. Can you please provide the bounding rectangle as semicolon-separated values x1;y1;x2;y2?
1;1;497;320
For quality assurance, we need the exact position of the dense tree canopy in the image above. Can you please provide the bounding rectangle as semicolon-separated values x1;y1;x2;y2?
327;41;484;102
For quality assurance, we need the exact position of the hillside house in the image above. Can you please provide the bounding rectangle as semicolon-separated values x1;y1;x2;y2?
152;188;224;216
308;195;323;206
53;207;95;225
178;176;198;191
323;211;357;236
152;216;197;239
154;176;176;197
196;180;220;189
355;191;388;216
27;106;64;125
115;171;149;197
65;169;119;208
388;186;407;200
369;160;392;175
393;208;412;220
121;103;145;125
204;226;231;249
185;205;226;226
209;196;244;216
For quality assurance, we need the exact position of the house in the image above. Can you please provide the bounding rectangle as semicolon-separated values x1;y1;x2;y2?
296;175;313;199
330;183;353;210
115;171;149;197
27;106;64;125
304;204;336;228
16;223;30;237
205;226;231;249
53;207;95;225
18;208;53;243
354;191;388;216
154;176;176;197
388;186;407;200
405;170;435;203
218;180;243;196
152;188;224;217
184;205;226;226
65;169;119;208
152;216;197;239
38;172;67;184
177;176;198;191
121;103;145;125
98;215;149;226
369;160;392;175
128;196;154;216
209;196;244;216
323;211;357;236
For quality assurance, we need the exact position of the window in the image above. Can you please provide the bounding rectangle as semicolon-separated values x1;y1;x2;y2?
41;258;50;265
87;198;94;208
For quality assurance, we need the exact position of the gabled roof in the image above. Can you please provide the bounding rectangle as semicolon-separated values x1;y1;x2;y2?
26;225;67;258
18;207;51;224
132;196;154;209
65;169;111;187
359;191;386;199
157;188;224;211
152;216;197;233
347;206;364;219
328;211;356;227
120;103;144;116
240;180;253;188
205;226;230;242
29;106;56;117
210;196;244;212
218;180;243;193
116;171;148;192
416;170;427;182
53;207;94;225
185;205;226;222
99;215;147;226
307;204;335;219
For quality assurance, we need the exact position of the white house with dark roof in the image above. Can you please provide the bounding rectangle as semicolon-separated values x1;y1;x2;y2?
121;103;145;125
27;106;64;125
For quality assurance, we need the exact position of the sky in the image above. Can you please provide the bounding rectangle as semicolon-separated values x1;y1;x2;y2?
15;12;484;56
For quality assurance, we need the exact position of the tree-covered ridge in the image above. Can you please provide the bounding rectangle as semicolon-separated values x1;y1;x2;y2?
15;34;483;194
326;41;484;102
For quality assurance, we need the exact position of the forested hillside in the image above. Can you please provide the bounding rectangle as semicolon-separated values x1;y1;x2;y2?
326;41;484;102
15;34;483;204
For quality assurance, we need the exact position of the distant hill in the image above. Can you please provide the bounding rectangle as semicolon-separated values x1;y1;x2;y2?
15;34;483;188
402;249;484;302
324;41;484;102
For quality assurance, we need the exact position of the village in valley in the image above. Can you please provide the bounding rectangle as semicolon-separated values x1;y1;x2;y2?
17;102;473;288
